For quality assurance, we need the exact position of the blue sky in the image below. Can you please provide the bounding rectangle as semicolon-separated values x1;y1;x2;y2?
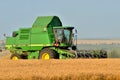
0;0;120;39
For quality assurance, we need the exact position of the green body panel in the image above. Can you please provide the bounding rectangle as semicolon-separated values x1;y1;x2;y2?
30;27;50;50
6;37;15;49
16;28;31;50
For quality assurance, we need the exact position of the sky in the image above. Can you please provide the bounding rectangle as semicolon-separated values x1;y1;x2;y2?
0;0;120;40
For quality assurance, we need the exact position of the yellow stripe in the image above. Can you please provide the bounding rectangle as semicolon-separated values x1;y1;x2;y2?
30;44;51;46
6;45;12;49
6;44;51;47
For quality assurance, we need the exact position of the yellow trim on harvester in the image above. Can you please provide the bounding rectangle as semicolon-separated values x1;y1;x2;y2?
6;44;51;49
5;45;12;49
30;44;51;46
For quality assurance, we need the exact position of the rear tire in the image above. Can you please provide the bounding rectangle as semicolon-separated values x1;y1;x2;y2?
10;54;21;60
39;48;59;60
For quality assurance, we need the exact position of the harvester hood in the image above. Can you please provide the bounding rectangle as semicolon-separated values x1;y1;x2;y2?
32;16;62;28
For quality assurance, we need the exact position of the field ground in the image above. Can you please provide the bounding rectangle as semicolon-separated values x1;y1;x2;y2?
0;40;120;80
0;59;120;80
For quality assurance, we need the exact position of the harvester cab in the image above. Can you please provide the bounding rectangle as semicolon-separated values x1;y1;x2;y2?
53;27;75;48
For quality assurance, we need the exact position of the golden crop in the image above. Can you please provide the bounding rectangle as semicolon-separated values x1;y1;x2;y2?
0;59;120;80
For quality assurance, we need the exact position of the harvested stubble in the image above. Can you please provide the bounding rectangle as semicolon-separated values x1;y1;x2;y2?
0;59;120;80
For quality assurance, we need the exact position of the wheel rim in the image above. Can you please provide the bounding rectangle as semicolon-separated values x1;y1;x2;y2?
12;56;19;60
42;53;50;60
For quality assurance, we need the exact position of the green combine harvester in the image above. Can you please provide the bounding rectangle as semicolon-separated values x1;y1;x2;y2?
5;16;107;60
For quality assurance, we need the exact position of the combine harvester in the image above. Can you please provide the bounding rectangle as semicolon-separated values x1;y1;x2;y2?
5;16;107;60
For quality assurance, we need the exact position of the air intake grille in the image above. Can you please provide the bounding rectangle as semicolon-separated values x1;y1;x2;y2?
20;29;30;40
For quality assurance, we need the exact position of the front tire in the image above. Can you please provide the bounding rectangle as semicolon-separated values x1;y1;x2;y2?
10;54;21;60
39;48;58;60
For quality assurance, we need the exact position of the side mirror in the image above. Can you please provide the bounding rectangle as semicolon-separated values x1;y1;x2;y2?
75;29;77;34
72;33;74;37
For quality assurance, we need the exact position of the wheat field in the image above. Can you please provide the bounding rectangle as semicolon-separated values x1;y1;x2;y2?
1;40;120;80
0;58;120;80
